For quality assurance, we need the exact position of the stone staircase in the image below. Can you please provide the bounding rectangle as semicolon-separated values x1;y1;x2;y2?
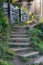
9;26;43;65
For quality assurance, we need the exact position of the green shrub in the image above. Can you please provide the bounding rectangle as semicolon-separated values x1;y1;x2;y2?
5;49;16;60
0;6;16;60
28;28;43;54
0;59;14;65
34;23;43;32
32;64;38;65
33;63;43;65
20;57;30;62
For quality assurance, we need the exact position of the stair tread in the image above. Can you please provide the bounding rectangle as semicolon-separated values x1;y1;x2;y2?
9;38;29;39
12;25;28;27
9;38;30;42
10;34;28;36
11;30;27;32
12;29;27;31
34;56;43;64
10;47;32;51
11;32;27;34
12;26;29;28
18;51;39;57
10;35;28;37
10;34;28;35
9;38;30;40
9;42;30;45
10;32;27;34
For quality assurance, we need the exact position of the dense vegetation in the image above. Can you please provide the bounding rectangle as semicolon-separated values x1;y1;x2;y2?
0;0;16;65
28;23;43;54
0;0;43;65
32;63;43;65
0;59;13;65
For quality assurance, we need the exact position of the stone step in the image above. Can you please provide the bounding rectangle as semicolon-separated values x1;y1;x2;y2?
34;56;43;64
18;51;39;57
10;34;28;38
9;42;30;46
12;27;27;30
10;33;27;36
11;30;27;32
12;26;29;29
9;38;30;42
12;29;28;32
10;32;27;34
10;47;33;51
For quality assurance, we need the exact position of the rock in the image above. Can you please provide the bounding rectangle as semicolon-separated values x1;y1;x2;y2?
3;2;29;23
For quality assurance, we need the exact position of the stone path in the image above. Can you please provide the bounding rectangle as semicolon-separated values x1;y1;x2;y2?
9;26;43;65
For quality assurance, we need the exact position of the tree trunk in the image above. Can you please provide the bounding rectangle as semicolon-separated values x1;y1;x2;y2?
8;1;11;22
7;0;12;23
19;8;21;22
19;0;21;22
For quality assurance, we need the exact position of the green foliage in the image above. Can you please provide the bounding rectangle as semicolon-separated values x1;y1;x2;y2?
35;23;43;32
28;28;43;41
28;28;43;54
13;21;30;26
0;7;9;59
0;59;14;65
25;63;43;65
0;3;16;61
0;1;16;65
0;0;7;2
32;64;38;65
0;7;9;33
33;63;43;65
0;42;16;60
20;57;30;62
5;49;16;60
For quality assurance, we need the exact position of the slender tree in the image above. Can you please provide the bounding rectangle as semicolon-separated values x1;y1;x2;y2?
19;0;21;22
7;0;10;22
7;0;12;22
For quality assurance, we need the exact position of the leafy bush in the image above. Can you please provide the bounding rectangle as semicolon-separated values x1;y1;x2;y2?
35;23;43;32
0;59;13;65
0;5;16;60
0;43;16;60
20;57;30;62
0;1;16;65
13;21;33;26
5;49;16;60
28;28;43;54
32;64;38;65
33;63;43;65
